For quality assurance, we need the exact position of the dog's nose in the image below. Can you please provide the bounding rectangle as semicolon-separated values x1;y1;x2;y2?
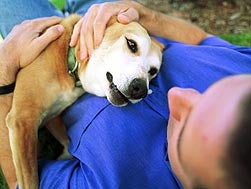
128;78;147;99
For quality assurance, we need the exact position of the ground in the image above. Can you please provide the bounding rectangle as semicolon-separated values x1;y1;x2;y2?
137;0;251;35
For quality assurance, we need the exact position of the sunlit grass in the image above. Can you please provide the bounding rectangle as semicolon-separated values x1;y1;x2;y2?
221;33;251;46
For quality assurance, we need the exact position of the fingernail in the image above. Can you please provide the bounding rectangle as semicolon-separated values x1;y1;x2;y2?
69;40;74;47
80;52;87;60
57;25;64;32
95;39;102;49
118;14;130;24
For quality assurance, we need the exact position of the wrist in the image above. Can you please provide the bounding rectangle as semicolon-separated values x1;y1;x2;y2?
132;1;157;35
0;62;17;95
0;45;19;85
0;61;18;85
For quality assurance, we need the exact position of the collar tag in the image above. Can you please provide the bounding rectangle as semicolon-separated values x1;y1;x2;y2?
67;47;82;87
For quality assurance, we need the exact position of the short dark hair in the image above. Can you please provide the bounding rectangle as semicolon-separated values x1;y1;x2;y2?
223;89;251;189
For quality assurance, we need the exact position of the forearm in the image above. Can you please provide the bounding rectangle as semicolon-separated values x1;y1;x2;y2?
132;1;208;45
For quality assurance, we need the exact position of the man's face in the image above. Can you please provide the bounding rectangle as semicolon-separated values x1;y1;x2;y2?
167;75;251;188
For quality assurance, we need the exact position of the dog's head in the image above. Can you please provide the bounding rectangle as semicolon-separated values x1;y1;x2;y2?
77;20;163;106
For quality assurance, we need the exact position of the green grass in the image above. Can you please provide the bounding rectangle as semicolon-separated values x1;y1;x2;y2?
0;168;8;189
49;0;66;10
220;33;251;46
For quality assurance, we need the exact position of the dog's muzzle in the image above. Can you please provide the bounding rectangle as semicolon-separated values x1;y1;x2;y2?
106;72;148;106
128;78;147;99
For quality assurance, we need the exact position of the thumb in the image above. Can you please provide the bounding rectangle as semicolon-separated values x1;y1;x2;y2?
117;8;139;24
21;25;64;68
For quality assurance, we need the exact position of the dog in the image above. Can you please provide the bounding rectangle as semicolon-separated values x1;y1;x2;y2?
5;14;163;189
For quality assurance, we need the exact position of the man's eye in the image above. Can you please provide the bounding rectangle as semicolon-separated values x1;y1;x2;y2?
126;37;138;53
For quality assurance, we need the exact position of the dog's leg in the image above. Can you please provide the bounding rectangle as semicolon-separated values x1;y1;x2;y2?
45;116;72;159
6;108;40;189
4;14;82;189
0;94;17;189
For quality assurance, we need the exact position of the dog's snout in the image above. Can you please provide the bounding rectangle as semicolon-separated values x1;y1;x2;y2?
128;78;147;99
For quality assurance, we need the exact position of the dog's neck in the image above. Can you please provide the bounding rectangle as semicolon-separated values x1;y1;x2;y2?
67;47;82;87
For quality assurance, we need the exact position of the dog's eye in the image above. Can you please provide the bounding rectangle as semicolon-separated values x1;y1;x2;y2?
126;37;138;53
149;67;158;76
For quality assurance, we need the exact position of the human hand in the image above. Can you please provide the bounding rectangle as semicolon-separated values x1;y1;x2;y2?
0;16;64;77
70;1;141;60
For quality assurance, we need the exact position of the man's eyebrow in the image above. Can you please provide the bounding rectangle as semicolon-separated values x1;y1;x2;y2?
177;114;190;164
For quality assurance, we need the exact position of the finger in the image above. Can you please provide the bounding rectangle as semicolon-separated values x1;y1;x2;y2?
93;5;117;47
79;17;92;60
33;24;64;55
80;12;97;59
70;18;83;47
78;4;100;58
117;8;139;24
79;18;89;60
31;16;63;31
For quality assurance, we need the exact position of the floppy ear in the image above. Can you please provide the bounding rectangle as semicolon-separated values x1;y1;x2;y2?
151;37;164;52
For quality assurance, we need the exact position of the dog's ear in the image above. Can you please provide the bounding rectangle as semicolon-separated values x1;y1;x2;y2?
151;37;164;52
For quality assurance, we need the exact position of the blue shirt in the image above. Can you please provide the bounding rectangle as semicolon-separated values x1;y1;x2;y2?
38;36;251;189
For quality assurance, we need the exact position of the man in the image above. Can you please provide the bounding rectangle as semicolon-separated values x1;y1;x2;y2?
0;1;251;188
167;75;251;188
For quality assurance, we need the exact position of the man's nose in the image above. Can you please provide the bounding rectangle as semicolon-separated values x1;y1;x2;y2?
168;87;201;121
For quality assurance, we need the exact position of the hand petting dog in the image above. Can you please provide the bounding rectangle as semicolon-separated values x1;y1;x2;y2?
0;17;64;84
70;1;140;60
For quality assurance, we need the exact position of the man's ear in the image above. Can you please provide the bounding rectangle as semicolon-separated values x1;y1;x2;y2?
151;37;164;52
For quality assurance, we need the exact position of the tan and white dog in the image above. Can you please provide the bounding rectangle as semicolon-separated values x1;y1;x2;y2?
5;14;163;189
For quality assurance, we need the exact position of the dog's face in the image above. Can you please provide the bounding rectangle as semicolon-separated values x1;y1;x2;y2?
78;22;163;106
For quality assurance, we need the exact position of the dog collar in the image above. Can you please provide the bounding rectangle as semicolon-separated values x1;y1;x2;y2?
67;47;81;87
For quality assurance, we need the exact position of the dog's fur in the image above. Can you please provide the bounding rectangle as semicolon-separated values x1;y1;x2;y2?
5;14;163;189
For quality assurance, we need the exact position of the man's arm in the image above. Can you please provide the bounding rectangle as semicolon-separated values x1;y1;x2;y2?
0;17;63;189
132;1;208;45
70;1;208;60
